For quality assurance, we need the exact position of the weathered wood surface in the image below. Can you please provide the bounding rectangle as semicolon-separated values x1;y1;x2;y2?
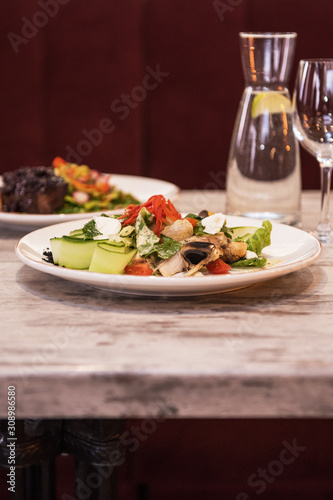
0;191;332;418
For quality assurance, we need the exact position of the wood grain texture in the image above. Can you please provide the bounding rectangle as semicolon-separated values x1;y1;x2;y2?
0;191;332;418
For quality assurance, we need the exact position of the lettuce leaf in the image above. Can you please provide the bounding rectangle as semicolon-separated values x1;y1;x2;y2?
135;210;184;259
154;235;183;259
184;213;201;220
245;220;272;255
135;209;159;256
193;220;206;235
231;257;267;268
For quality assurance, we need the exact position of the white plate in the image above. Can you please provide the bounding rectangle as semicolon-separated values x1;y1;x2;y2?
0;174;180;230
15;216;322;296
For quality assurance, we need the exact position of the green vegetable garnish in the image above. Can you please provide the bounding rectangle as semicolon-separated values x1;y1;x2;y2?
82;220;102;239
108;226;135;248
231;257;267;268
185;213;201;220
135;208;160;257
154;235;183;260
245;221;272;255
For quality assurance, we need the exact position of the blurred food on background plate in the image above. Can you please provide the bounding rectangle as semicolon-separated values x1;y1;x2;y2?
0;157;139;214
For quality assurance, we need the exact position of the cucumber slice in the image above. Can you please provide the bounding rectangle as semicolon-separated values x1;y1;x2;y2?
50;237;62;264
62;235;87;242
97;242;129;254
58;238;107;269
89;245;137;274
69;228;85;238
229;226;257;241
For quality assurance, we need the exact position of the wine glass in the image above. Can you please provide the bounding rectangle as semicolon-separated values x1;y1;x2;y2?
293;59;333;243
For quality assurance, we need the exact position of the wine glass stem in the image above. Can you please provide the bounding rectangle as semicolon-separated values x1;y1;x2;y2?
317;161;332;241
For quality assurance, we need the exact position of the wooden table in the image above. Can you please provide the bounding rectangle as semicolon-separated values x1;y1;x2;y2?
0;190;332;499
0;190;332;420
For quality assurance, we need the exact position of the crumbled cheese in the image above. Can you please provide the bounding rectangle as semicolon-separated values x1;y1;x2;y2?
201;212;225;234
93;216;121;240
246;250;258;259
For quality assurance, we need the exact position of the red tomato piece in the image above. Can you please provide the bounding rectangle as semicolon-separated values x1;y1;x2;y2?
206;259;231;275
185;217;199;227
124;263;153;276
52;156;67;168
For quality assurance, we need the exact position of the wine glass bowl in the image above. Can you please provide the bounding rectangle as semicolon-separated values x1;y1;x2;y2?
293;59;333;243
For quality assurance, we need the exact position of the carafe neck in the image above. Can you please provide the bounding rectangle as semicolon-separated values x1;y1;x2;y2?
240;32;297;89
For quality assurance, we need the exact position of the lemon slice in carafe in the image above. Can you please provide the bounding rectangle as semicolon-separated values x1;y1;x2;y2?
251;92;292;118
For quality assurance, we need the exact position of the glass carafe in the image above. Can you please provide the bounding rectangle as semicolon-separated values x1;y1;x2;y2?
225;32;301;225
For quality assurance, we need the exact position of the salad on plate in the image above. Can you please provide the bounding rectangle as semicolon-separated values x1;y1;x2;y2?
52;157;139;213
47;194;273;277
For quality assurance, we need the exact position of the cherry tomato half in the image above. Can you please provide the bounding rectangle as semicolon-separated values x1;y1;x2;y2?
206;258;231;275
124;263;153;276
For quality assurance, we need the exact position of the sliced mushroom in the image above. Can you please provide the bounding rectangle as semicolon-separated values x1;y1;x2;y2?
161;219;193;241
222;241;247;263
183;234;247;265
181;241;222;276
208;233;229;248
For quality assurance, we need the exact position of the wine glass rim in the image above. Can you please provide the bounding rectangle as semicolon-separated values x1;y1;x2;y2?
239;32;297;38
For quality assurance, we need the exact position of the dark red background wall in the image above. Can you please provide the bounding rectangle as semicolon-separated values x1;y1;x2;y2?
1;0;329;190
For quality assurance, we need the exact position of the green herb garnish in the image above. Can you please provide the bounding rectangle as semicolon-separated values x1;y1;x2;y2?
82;220;102;239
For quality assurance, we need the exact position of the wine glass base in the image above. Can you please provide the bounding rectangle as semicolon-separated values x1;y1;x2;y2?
312;229;333;244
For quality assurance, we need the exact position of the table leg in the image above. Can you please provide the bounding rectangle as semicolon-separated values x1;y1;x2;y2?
63;419;126;500
0;419;61;500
